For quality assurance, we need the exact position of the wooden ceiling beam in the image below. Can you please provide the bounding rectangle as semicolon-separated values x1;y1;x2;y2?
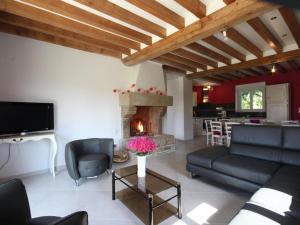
226;28;263;58
240;69;257;76
122;0;278;66
162;65;186;75
219;74;238;80
22;0;152;45
164;53;207;71
275;63;287;73
76;0;166;38
224;73;243;79
153;57;197;72
200;76;223;84
186;42;231;65
245;68;263;76
248;17;282;53
214;74;232;81
0;12;130;55
0;22;121;58
125;0;185;29
256;65;270;74
188;49;300;79
203;36;246;61
172;49;217;68
174;0;206;18
279;7;300;48
233;70;252;77
0;0;140;50
223;0;236;4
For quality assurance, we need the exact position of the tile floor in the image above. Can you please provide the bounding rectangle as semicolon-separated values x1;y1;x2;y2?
22;137;250;225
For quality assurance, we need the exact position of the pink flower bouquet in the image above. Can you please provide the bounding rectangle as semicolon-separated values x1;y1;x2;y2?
127;136;157;156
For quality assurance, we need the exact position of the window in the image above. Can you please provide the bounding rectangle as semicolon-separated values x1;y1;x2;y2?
236;82;265;112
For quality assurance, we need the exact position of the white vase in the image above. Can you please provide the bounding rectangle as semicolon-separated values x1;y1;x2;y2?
137;155;146;177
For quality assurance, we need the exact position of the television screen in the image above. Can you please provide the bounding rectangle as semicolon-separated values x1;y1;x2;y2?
0;102;54;135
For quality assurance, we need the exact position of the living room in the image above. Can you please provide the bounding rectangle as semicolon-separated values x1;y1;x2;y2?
0;0;300;225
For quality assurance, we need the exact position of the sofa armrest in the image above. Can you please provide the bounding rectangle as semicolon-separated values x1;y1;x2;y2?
65;143;80;180
52;211;88;225
97;139;114;169
0;179;31;224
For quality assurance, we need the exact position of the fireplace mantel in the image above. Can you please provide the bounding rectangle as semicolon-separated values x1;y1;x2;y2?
119;93;173;107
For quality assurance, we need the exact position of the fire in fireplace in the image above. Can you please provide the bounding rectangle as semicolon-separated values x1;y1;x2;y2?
130;119;147;136
129;106;152;136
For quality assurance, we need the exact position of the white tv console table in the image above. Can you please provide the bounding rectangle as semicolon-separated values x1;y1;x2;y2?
0;132;57;176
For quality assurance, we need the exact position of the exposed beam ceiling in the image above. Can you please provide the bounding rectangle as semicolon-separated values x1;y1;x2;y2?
125;0;185;29
203;36;246;61
0;22;121;58
188;49;300;79
0;12;131;55
186;42;231;65
226;28;263;58
286;60;299;71
76;0;166;37
153;57;197;72
274;63;287;73
245;68;262;76
23;0;152;45
163;53;207;71
279;7;300;48
0;0;141;50
199;76;222;84
122;0;279;66
172;48;217;68
247;17;282;53
162;65;186;74
174;0;206;18
223;0;236;4
256;65;270;74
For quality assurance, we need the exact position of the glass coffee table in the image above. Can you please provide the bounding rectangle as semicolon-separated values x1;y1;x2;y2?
112;165;182;225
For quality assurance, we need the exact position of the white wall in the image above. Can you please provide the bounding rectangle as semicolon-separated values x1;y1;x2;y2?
135;62;166;92
0;33;165;178
163;72;194;140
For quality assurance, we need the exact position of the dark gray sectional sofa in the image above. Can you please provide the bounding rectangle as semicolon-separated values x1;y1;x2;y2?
186;125;300;225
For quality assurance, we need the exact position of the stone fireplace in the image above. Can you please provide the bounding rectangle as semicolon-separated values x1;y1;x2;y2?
119;92;175;153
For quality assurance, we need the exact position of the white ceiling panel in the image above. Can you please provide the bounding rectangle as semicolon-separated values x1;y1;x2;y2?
260;9;294;46
214;32;251;56
234;22;272;52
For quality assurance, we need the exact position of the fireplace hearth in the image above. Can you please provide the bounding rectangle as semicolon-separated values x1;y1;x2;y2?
119;92;175;154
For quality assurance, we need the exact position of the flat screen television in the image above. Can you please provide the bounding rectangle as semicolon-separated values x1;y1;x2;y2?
0;102;54;135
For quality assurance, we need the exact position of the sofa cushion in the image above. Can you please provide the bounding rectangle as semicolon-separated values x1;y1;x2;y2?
230;143;282;162
213;155;280;185
186;146;228;169
231;125;282;148
282;127;300;166
265;166;300;199
249;187;300;220
78;154;107;177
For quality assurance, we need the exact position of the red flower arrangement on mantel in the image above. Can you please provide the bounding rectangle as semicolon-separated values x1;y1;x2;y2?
113;83;166;96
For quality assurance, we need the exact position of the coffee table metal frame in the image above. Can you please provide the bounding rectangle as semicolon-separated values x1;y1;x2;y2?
112;167;182;225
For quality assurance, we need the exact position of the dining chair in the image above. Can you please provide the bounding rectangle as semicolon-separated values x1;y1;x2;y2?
211;121;226;146
204;119;213;145
225;122;240;147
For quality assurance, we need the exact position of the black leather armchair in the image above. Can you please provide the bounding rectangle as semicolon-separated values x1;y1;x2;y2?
65;138;114;185
0;179;88;225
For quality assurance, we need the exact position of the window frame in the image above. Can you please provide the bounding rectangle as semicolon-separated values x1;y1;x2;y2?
235;82;266;112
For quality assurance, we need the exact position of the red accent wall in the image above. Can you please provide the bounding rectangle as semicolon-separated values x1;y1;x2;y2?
193;86;203;105
205;70;300;120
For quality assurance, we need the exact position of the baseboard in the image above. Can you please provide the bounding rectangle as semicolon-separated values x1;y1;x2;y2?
0;165;66;181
